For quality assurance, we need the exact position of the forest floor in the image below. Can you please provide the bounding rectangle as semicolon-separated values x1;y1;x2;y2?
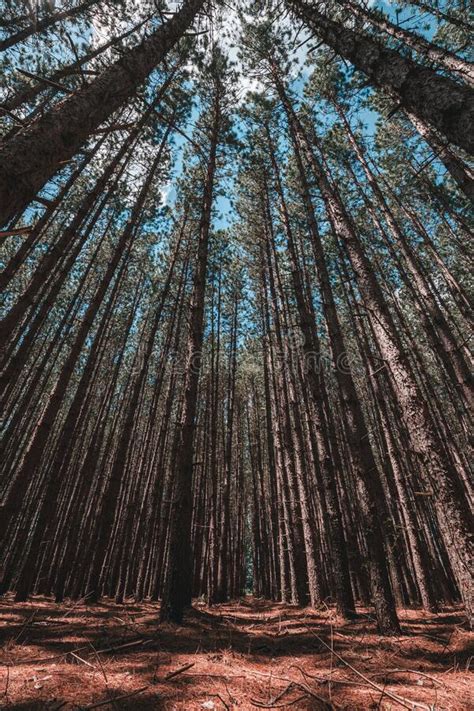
0;596;472;710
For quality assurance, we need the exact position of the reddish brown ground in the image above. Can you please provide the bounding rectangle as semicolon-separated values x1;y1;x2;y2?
0;596;472;710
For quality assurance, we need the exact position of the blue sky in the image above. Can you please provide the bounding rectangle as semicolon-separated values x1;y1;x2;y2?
0;0;458;238
159;0;448;230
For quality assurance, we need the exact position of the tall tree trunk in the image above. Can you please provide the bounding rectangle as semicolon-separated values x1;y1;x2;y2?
216;294;238;602
0;0;204;226
0;137;106;292
160;80;221;624
405;111;474;200
264;135;355;616
336;0;474;84
0;0;103;51
207;273;222;604
291;113;474;621
336;105;473;412
271;69;400;632
0;145;163;581
0;79;176;355
3;14;152;111
285;0;474;154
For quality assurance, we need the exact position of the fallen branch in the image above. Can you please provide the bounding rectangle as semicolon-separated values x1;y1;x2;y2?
266;683;295;704
251;693;307;708
81;685;149;709
210;692;231;710
88;642;108;684
250;681;299;707
58;591;95;619
7;645;90;666
8;638;147;667
304;627;431;710
69;652;95;669
164;661;195;680
286;680;335;709
382;668;448;688
95;638;147;655
289;663;368;687
244;670;335;709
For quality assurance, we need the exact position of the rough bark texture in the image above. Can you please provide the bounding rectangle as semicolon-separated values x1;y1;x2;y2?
406;111;474;200
265;133;355;617
160;82;221;624
337;0;474;85
3;15;152;112
286;0;474;155
0;0;204;226
0;0;102;51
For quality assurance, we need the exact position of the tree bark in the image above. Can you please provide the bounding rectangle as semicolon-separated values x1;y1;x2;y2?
296;120;474;622
0;0;103;51
286;0;474;154
336;0;474;85
406;111;474;200
264;135;355;616
0;0;204;226
271;68;400;632
160;80;221;624
3;14;152;111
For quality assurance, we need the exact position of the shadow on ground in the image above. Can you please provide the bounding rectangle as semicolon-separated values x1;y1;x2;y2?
0;596;472;710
